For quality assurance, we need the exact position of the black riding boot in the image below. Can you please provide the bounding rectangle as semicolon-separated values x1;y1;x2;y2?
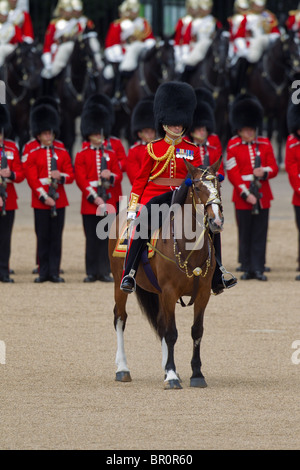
42;77;53;96
236;58;249;95
120;237;146;293
211;233;237;295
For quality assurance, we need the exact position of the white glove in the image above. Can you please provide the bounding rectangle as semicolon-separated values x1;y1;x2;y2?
127;211;136;221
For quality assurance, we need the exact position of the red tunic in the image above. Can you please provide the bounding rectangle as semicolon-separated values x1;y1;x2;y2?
285;134;300;206
0;139;24;212
129;137;201;206
24;143;74;210
185;133;224;177
126;141;147;185
226;135;278;210
74;144;123;215
105;18;154;50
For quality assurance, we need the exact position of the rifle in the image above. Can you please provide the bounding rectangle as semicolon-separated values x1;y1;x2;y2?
249;131;262;216
97;130;114;214
203;141;210;167
0;130;7;217
48;139;59;218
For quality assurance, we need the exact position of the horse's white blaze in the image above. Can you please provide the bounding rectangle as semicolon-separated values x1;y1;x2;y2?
161;337;168;370
115;318;130;373
211;203;223;228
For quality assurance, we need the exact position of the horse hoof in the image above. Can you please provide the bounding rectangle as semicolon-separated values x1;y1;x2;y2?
190;377;207;388
164;379;182;390
115;371;132;382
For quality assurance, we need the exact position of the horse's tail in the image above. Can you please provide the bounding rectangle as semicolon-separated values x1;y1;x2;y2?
135;285;161;339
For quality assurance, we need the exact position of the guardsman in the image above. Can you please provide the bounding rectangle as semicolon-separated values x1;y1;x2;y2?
227;0;250;67
127;96;156;185
181;0;222;70
285;101;300;280
24;101;74;283
8;0;34;43
41;0;81;81
104;0;155;102
0;0;22;68
226;94;278;281
74;103;122;283
0;104;24;283
81;93;127;214
173;0;199;74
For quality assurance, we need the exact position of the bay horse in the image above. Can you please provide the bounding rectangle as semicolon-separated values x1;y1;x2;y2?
55;33;101;157
183;30;231;149
103;38;175;142
108;158;224;389
237;33;300;166
2;42;43;150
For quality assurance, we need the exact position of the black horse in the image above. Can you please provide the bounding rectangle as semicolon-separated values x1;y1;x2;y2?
54;33;101;157
234;33;300;165
182;29;231;149
2;42;43;151
102;38;175;142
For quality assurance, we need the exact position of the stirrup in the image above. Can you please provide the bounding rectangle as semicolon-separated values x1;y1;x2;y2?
120;274;136;294
220;266;237;289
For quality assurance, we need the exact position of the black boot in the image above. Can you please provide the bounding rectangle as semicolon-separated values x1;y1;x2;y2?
211;233;237;295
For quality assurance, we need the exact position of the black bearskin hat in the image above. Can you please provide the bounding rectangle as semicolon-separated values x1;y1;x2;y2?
287;101;300;137
229;93;263;133
131;96;155;140
191;100;216;134
80;103;111;140
194;87;216;111
153;81;197;136
0;104;11;136
30;104;60;138
83;93;115;127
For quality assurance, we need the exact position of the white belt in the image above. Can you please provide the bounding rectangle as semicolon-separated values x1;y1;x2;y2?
39;177;50;185
242;174;254;181
89;180;99;188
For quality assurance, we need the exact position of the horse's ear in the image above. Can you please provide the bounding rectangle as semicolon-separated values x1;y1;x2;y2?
210;156;222;174
184;158;198;177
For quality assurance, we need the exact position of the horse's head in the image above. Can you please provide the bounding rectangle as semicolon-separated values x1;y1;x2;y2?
6;42;42;90
184;157;224;233
210;29;230;76
280;32;300;79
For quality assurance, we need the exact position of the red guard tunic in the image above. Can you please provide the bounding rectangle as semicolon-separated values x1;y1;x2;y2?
128;136;201;208
285;135;300;207
286;10;300;37
105;17;154;51
226;135;278;210
8;9;34;43
74;144;123;215
0;139;24;212
126;141;147;185
24;142;74;209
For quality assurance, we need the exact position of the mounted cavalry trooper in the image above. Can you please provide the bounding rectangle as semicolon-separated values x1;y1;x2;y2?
227;0;250;67
226;94;278;281
41;0;81;84
126;95;156;185
104;0;155;103
74;102;122;283
120;81;236;295
0;0;22;68
0;104;24;283
23;100;74;283
231;0;280;93
7;0;34;43
179;0;222;73
286;5;300;38
70;0;103;72
173;0;199;75
285;101;300;280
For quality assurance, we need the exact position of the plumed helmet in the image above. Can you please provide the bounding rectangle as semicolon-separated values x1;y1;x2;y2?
0;104;11;136
153;81;197;137
191;100;215;134
234;0;249;10
83;93;115;128
80;103;111;140
250;0;266;7
287;102;300;137
30;104;60;138
229;93;263;133
198;0;213;11
0;0;9;16
131;96;155;140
